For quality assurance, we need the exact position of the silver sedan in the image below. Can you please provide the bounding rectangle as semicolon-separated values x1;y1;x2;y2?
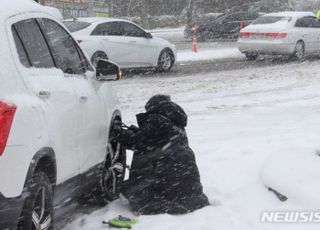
238;11;320;60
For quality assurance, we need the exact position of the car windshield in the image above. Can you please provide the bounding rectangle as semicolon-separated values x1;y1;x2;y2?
63;21;92;32
252;16;292;24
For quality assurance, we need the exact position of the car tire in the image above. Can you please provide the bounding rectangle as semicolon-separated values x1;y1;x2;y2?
156;49;174;72
293;41;305;61
91;51;108;68
17;172;54;230
245;52;258;61
91;119;126;205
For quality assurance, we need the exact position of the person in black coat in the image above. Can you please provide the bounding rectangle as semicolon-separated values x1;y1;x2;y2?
118;95;209;215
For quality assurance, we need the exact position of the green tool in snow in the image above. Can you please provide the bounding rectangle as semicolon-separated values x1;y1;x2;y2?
103;215;138;229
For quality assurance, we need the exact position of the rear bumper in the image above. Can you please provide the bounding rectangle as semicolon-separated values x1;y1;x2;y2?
0;193;24;230
238;40;295;55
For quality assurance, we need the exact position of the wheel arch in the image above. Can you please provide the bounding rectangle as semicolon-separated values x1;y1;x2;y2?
295;39;305;50
24;147;57;190
110;109;122;125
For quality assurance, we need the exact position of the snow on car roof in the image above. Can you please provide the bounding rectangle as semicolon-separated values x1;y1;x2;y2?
66;17;131;24
264;11;315;18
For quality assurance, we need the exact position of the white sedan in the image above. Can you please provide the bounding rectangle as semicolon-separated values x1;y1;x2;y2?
64;17;177;72
238;12;320;60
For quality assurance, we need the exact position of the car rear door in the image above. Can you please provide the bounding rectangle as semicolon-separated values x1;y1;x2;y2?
40;18;109;174
307;17;320;53
295;16;319;54
118;21;157;67
90;22;127;66
11;17;80;183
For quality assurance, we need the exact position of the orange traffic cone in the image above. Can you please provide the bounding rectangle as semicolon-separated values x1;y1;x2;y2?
192;35;198;53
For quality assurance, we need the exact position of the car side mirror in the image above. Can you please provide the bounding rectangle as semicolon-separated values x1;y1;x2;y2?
145;32;153;39
96;60;122;81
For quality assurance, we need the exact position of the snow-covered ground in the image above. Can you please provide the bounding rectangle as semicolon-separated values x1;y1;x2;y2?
149;26;244;62
178;48;243;62
63;60;320;230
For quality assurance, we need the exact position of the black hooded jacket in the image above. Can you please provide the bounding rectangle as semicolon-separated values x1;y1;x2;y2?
120;95;209;214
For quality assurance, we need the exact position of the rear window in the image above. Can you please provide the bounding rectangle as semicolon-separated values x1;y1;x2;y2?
64;21;91;32
252;16;292;25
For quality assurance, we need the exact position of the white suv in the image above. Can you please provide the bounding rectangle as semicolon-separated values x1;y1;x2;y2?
0;1;125;229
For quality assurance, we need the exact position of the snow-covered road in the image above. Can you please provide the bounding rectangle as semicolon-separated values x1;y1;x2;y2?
63;60;320;230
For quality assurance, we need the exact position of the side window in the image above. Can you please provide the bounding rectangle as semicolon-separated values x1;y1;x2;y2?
12;28;30;67
121;22;146;37
91;22;121;36
235;13;245;21
310;17;320;28
13;19;55;68
295;16;315;28
41;18;87;75
224;14;240;22
242;13;258;21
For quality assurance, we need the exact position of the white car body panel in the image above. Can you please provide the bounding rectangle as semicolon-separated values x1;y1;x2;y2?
238;11;319;56
0;3;120;198
66;17;177;69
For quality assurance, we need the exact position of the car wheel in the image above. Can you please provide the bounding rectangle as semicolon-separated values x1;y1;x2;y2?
17;172;54;230
293;41;305;60
245;52;258;61
157;49;174;72
92;119;126;205
91;51;108;68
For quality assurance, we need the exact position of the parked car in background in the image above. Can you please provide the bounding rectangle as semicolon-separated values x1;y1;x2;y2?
64;18;177;72
0;1;125;229
238;12;319;60
184;13;222;39
189;11;260;41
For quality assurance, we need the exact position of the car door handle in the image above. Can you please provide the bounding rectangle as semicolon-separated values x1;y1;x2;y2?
38;91;51;99
79;96;88;103
103;38;109;41
129;40;137;44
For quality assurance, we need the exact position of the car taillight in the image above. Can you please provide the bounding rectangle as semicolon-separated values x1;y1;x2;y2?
0;101;16;156
239;32;250;38
266;33;287;39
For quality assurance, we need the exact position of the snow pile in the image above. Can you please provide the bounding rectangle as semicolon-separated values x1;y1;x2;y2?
64;60;320;230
